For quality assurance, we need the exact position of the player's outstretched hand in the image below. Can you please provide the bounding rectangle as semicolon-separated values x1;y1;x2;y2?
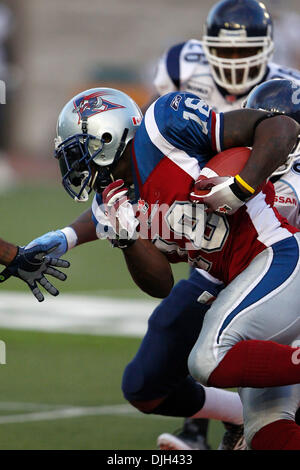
25;230;68;258
0;245;70;302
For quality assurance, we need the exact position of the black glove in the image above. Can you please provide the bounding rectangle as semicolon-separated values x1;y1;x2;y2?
0;245;70;302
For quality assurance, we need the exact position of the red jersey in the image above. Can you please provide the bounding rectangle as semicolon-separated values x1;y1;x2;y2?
136;158;298;285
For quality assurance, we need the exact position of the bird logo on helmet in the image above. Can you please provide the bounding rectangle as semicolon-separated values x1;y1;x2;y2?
72;91;125;124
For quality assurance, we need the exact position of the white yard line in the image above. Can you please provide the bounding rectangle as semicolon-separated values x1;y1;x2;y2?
0;402;71;411
0;404;139;424
0;401;177;425
0;292;159;337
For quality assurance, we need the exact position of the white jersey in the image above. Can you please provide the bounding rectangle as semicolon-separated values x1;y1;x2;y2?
273;159;300;229
154;39;300;113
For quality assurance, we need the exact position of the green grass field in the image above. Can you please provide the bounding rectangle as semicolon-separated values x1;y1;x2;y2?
0;182;224;449
0;329;224;450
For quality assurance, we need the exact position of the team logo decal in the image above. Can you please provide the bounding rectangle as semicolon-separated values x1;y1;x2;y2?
217;204;232;214
132;116;142;126
170;95;182;111
73;91;125;124
137;199;149;214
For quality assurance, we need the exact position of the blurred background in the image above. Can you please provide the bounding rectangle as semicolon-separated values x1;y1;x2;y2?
5;0;300;173
0;0;299;450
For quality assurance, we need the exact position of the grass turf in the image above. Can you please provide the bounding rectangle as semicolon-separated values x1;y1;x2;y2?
0;328;223;450
0;182;224;449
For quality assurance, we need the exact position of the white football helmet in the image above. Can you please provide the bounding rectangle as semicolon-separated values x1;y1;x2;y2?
202;0;274;95
54;88;142;201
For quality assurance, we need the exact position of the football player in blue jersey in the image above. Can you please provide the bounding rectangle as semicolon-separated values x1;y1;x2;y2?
23;83;300;450
150;0;300;450
0;237;70;302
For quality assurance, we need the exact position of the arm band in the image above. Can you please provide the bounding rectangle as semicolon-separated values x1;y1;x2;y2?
235;174;255;194
60;227;78;250
230;179;252;202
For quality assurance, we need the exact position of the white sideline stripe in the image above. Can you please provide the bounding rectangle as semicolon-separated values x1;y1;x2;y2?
0;402;176;425
0;404;139;425
0;402;72;411
0;292;160;337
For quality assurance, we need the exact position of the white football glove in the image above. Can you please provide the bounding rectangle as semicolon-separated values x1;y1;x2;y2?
190;176;250;215
102;179;139;248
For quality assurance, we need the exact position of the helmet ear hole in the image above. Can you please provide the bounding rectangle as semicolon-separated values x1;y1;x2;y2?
102;132;113;143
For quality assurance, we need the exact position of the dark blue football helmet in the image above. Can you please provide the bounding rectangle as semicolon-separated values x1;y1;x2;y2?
245;78;300;175
203;0;274;95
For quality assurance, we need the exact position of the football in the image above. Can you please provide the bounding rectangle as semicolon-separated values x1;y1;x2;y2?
202;147;252;177
194;147;252;196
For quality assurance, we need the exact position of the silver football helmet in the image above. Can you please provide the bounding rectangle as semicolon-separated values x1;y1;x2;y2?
54;88;142;201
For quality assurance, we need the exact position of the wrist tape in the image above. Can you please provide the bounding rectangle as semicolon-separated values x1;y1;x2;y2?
60;227;78;250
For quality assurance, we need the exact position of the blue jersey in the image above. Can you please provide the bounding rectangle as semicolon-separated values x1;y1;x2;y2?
132;91;224;200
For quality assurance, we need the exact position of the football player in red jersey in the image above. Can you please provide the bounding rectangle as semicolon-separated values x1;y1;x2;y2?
23;81;300;449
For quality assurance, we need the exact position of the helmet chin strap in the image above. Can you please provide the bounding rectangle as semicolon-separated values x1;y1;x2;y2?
74;161;115;201
90;170;99;190
92;167;115;193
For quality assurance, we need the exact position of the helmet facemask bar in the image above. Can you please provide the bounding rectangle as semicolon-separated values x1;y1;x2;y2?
54;133;105;202
202;35;274;94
